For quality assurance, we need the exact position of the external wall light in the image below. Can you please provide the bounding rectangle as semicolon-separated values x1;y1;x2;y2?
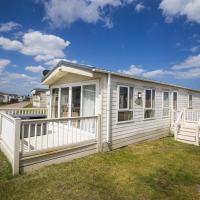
138;92;142;99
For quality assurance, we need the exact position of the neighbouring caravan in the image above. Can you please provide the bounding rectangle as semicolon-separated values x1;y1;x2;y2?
0;60;200;174
31;88;49;108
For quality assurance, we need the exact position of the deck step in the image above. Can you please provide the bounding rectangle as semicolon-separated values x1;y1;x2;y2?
177;133;196;142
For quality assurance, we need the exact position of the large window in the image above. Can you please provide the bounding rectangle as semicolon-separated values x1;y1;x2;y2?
163;91;169;117
118;86;134;122
188;94;192;109
51;88;59;118
51;83;97;119
173;92;178;110
144;89;155;119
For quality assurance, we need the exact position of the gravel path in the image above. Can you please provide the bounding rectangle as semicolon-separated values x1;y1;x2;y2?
0;101;30;108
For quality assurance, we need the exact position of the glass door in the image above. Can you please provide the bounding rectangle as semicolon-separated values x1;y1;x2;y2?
60;87;69;117
51;88;59;118
71;86;81;117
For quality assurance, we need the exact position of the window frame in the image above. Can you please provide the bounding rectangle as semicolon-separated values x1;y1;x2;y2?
162;91;170;118
117;85;134;123
188;94;193;109
172;91;178;111
50;80;99;118
143;88;156;120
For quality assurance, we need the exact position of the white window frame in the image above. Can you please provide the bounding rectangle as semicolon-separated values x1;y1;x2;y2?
188;94;193;109
50;80;99;118
143;88;156;120
117;85;134;123
162;91;170;118
172;91;178;111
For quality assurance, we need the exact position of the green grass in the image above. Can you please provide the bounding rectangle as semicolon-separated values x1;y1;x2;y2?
1;137;200;200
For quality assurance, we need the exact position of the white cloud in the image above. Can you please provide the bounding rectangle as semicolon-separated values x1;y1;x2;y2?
34;55;54;62
0;71;42;94
172;54;200;70
190;46;199;53
45;58;77;67
0;37;23;50
0;21;22;32
118;65;145;76
118;53;200;80
135;3;145;12
25;65;45;73
159;0;200;24
0;59;11;71
41;0;134;28
0;31;70;60
143;69;172;78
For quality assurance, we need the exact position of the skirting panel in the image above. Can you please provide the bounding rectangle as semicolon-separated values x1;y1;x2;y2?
20;142;98;173
102;128;170;151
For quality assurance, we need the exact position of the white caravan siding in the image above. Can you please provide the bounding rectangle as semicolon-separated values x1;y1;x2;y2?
101;74;200;151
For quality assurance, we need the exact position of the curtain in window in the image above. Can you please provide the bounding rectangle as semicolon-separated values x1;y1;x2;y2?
51;88;59;118
60;88;69;117
82;85;96;116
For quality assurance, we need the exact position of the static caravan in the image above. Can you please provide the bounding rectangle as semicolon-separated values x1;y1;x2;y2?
42;61;200;151
31;88;49;108
0;60;200;174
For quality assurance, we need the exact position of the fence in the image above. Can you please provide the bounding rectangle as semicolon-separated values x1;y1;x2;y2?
0;112;20;174
20;116;98;157
0;108;47;116
0;109;99;175
184;109;200;123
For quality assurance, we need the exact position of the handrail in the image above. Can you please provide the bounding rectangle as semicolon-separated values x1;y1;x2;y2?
196;119;200;146
174;110;183;141
0;108;47;111
175;110;183;125
21;115;98;123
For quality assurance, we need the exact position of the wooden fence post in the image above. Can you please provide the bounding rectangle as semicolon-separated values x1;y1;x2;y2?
13;118;21;175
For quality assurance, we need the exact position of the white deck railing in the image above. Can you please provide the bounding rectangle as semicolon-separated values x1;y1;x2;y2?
20;116;98;157
0;107;99;175
0;108;47;116
0;112;20;175
184;109;200;123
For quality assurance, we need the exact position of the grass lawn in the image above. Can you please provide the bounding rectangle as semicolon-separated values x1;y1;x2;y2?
1;137;200;200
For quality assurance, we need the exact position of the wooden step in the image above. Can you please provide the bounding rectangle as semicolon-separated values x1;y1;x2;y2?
177;132;196;142
179;130;196;137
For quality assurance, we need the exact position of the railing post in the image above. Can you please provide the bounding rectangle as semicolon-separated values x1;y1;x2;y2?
13;118;21;175
196;125;200;146
171;109;174;128
97;114;102;152
174;123;177;141
0;113;2;139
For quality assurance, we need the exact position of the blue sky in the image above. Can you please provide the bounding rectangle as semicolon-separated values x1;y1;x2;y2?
0;0;200;94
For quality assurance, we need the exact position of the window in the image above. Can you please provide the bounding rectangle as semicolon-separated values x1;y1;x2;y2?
144;89;155;119
173;92;178;110
51;88;59;118
163;91;169;117
188;94;192;109
82;84;96;116
118;86;134;122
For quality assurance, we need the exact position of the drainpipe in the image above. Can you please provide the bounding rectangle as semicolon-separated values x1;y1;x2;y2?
107;73;111;143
